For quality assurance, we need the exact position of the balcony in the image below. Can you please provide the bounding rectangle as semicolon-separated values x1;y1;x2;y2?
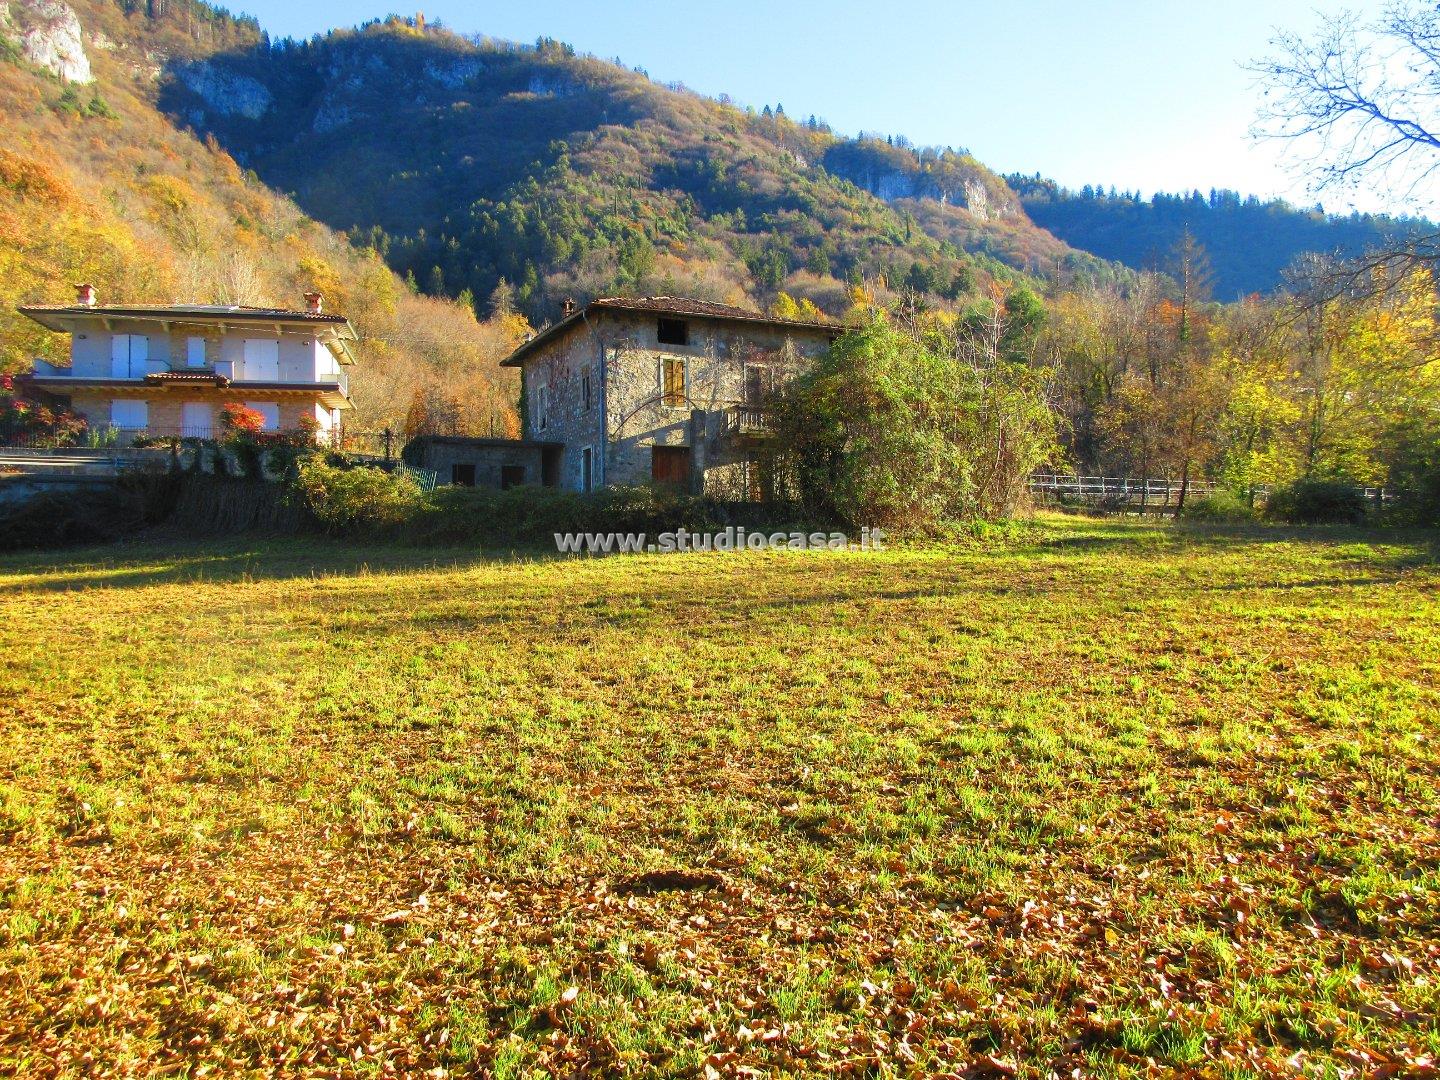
26;360;350;401
727;405;774;437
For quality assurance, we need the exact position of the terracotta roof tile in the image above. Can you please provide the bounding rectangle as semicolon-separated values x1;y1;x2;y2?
144;371;230;385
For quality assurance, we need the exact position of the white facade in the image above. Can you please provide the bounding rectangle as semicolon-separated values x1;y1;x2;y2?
20;300;358;445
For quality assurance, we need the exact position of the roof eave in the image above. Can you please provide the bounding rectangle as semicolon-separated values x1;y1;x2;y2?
17;306;356;332
498;304;840;368
500;311;586;368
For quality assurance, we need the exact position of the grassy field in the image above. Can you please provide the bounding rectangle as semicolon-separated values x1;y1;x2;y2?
0;516;1437;1078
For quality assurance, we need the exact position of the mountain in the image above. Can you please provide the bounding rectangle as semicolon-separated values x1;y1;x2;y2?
5;0;1422;440
0;0;523;433
1006;177;1435;299
154;17;1128;323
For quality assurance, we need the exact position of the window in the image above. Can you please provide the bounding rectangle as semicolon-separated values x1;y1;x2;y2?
536;384;549;431
451;462;477;487
500;464;526;490
661;357;685;407
581;446;593;493
186;336;207;367
744;365;769;407
181;402;213;438
244;402;280;432
109;399;147;431
657;318;689;346
109;335;149;379
242;339;280;381
581;369;592;412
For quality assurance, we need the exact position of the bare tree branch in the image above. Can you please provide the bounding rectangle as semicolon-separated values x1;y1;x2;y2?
1250;4;1440;209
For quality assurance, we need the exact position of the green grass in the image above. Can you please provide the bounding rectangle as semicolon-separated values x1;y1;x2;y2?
0;516;1437;1077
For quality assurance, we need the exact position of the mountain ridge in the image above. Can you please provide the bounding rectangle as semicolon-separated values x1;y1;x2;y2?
0;0;523;434
157;17;1125;321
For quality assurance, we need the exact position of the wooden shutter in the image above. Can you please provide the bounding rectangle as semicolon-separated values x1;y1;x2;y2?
662;358;684;406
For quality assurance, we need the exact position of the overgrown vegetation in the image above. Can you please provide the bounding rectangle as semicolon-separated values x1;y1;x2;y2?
289;457;816;545
770;315;1056;530
0;517;1435;1075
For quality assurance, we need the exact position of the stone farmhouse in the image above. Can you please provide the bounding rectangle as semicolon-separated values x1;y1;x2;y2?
18;285;357;443
497;296;840;495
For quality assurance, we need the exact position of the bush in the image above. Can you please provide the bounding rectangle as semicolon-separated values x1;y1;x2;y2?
1265;479;1372;525
0;375;88;447
1385;418;1440;526
220;403;266;436
1183;490;1257;523
0;473;179;551
287;465;803;546
770;318;1057;532
290;457;424;532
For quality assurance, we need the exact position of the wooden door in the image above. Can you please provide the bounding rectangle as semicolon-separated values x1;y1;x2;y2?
651;446;691;486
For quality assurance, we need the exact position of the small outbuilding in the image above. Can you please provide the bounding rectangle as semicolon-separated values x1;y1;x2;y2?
401;436;563;489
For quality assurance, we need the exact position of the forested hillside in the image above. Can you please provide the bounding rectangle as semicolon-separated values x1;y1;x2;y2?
1009;178;1434;299
158;17;1124;323
0;0;523;433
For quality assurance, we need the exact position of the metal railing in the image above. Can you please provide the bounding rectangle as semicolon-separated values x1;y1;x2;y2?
27;359;349;394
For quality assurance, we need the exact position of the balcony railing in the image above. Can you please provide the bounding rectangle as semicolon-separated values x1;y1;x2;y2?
2;426;341;450
728;405;774;435
29;360;349;394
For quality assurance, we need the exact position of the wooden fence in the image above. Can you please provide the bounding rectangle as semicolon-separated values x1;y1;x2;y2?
1028;474;1391;512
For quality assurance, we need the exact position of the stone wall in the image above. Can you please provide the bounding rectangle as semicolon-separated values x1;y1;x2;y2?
520;322;604;492
404;438;555;489
521;311;833;493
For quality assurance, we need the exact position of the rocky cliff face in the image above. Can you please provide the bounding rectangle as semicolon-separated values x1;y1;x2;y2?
174;59;272;120
840;166;1019;221
1;0;93;83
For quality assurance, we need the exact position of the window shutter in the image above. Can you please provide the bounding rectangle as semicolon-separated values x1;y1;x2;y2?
662;358;684;405
111;335;130;378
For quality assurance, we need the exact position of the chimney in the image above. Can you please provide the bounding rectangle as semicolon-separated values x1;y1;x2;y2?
303;291;323;315
561;297;577;318
75;283;97;307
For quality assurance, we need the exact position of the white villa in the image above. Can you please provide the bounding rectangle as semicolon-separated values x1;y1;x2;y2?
18;285;357;442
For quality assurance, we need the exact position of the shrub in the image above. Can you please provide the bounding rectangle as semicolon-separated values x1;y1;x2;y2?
0;473;179;551
0;375;88;447
769;318;1057;532
1265;479;1371;525
1385;417;1440;526
1183;490;1257;523
291;457;424;532
220;403;266;436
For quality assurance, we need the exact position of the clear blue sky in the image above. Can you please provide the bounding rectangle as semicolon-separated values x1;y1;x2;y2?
231;0;1409;215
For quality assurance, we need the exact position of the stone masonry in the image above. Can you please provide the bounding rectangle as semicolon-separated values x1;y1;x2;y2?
504;299;837;495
